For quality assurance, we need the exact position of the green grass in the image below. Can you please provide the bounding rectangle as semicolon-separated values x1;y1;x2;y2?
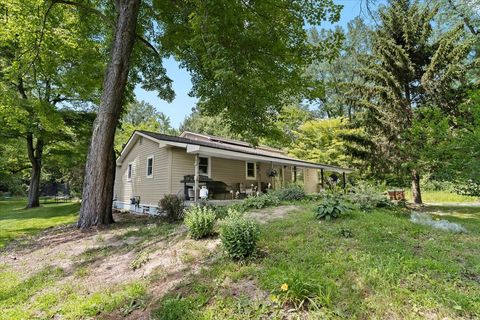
0;198;79;248
405;189;479;203
2;197;480;318
152;204;480;319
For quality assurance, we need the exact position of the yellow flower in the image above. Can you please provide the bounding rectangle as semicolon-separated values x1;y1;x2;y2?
281;283;289;292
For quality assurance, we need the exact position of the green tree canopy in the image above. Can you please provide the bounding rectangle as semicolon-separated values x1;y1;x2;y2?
115;100;177;152
348;0;477;203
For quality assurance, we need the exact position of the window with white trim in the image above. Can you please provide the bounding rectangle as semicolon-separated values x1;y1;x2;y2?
199;157;210;176
127;163;133;181
146;155;154;178
246;162;257;179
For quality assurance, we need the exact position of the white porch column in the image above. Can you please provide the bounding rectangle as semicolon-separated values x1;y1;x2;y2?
194;154;199;202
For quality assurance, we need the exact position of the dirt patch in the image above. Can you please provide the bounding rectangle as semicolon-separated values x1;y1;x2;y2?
0;212;221;301
219;276;269;301
248;205;299;224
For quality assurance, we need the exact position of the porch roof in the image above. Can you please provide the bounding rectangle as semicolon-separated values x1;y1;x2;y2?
118;130;353;174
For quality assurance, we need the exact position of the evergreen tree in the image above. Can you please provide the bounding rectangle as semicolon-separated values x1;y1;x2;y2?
351;0;476;203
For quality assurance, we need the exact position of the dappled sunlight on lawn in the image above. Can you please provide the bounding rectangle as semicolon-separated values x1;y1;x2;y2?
421;205;480;221
0;199;80;248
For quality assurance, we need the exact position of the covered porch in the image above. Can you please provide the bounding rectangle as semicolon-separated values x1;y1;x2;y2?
183;144;352;202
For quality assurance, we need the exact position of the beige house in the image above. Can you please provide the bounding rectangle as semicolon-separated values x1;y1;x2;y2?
113;131;352;214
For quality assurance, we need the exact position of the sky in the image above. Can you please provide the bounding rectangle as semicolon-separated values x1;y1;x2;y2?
134;0;367;129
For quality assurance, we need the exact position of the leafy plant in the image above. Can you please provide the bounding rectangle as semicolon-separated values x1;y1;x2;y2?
152;294;194;320
240;193;280;210
273;273;335;310
184;205;216;239
220;210;260;260
130;251;150;270
314;193;351;220
346;182;391;210
159;194;184;221
270;184;306;201
455;180;480;197
338;227;353;238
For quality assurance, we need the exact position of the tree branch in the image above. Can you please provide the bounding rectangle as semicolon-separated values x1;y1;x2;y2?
52;0;160;56
447;0;479;36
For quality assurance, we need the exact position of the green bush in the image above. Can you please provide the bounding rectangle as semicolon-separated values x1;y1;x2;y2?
455;179;480;197
314;193;351;220
346;182;391;210
241;193;280;210
159;194;184;221
220;210;260;260
270;184;306;201
184;205;216;239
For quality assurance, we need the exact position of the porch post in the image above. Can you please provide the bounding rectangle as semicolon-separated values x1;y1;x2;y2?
256;162;261;194
342;172;346;191
282;166;286;188
321;169;324;190
194;154;199;202
293;166;297;183
270;162;274;190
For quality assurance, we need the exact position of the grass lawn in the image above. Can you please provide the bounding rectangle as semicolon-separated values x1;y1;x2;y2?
1;199;480;319
405;189;479;203
152;204;480;319
0;198;79;249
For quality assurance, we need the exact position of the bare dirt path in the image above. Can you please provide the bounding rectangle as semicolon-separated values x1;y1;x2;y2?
248;205;300;224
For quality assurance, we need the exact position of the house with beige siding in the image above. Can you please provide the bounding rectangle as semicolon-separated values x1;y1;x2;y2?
113;131;352;214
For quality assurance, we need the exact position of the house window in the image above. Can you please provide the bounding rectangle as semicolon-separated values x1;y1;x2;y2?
246;162;256;179
199;157;209;176
146;156;154;178
127;163;133;181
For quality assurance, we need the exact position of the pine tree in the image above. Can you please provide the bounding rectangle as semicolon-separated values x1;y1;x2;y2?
352;0;476;203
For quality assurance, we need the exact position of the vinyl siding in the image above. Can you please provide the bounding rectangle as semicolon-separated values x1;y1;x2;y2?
170;147;196;195
114;137;170;205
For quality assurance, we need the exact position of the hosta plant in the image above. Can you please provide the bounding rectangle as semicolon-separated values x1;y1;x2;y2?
314;193;351;220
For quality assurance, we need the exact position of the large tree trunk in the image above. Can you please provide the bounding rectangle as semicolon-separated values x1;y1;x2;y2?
26;134;43;208
411;169;422;204
78;0;141;228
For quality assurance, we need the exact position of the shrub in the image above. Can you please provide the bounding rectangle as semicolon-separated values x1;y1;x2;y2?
270;184;306;201
304;192;325;202
455;179;480;197
314;193;351;220
346;182;391;210
241;193;280;210
184;205;216;239
220;210;260;260
159;194;184;221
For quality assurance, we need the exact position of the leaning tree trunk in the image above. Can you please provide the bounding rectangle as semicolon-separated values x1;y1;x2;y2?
78;0;141;228
411;169;422;204
26;134;43;208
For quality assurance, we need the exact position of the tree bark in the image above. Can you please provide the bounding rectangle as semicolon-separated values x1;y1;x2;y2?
26;133;43;208
411;169;422;204
78;0;141;228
